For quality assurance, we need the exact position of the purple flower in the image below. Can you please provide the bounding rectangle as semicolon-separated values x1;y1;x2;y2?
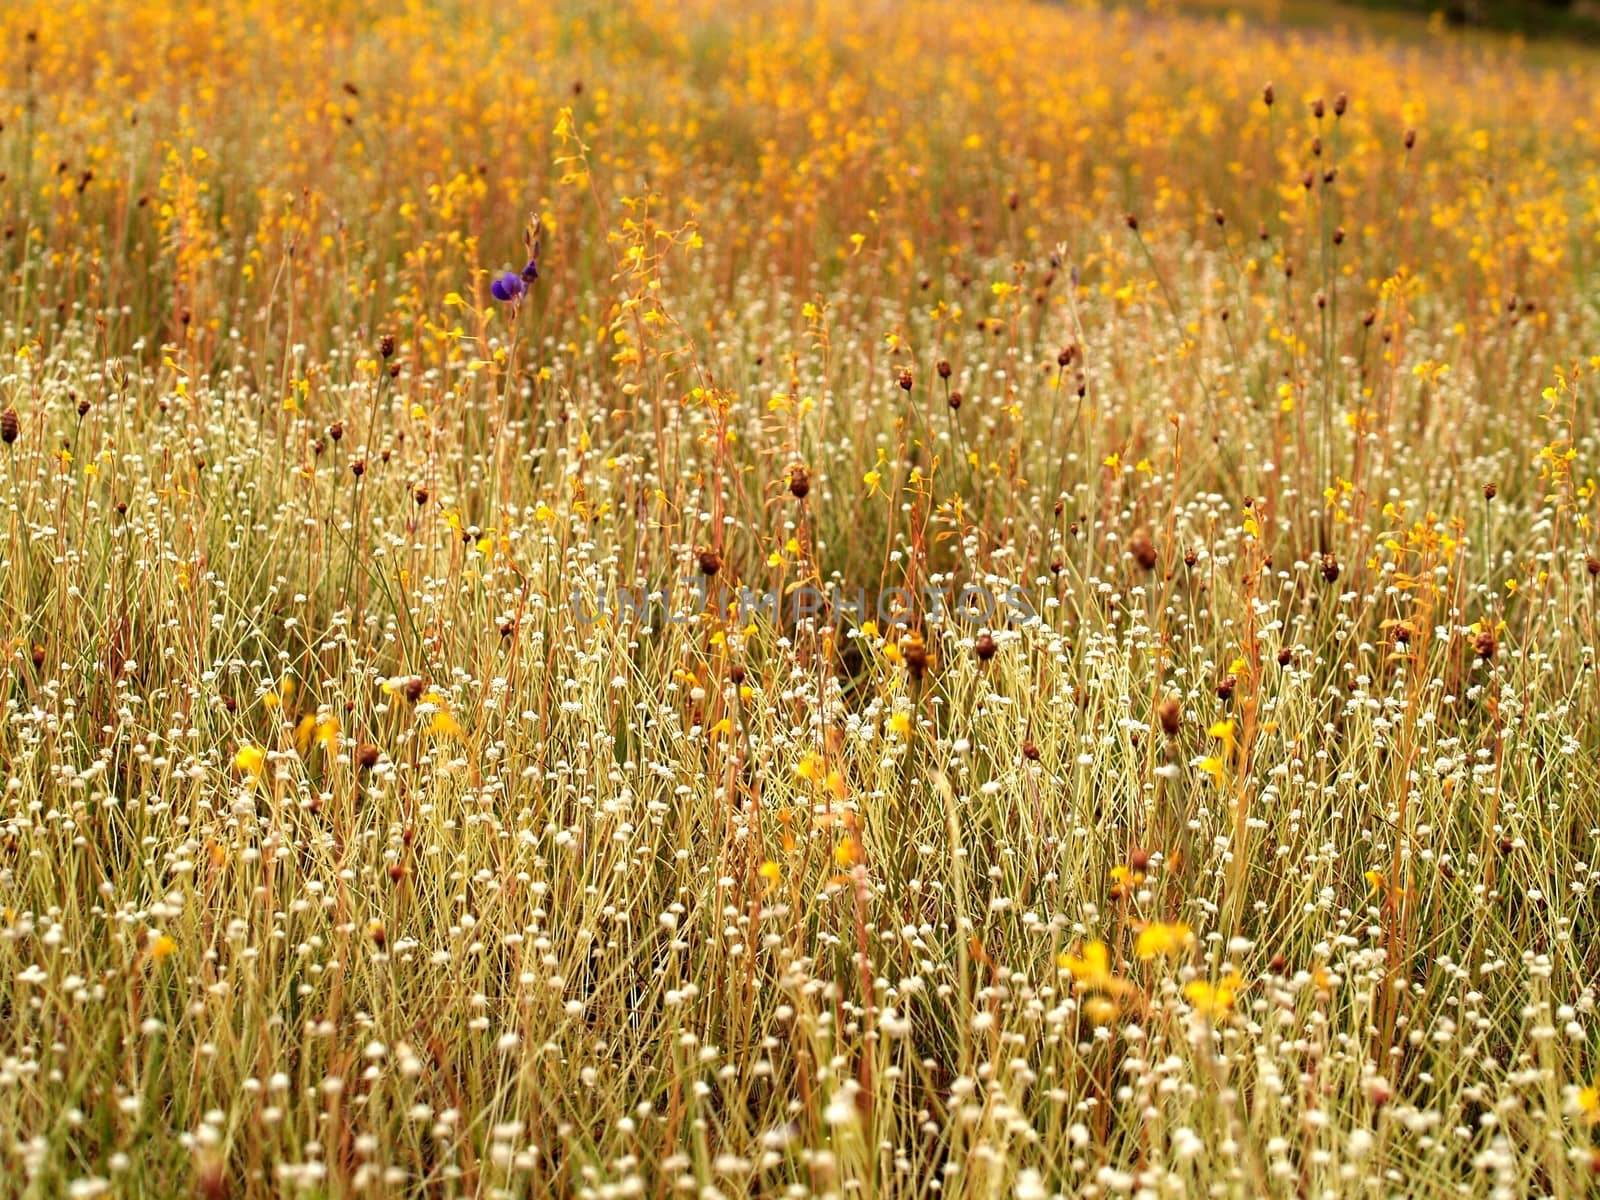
520;257;540;283
490;272;526;303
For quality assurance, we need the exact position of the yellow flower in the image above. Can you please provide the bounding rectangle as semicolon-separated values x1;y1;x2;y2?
1057;940;1133;997
233;744;265;778
835;835;864;868
1184;970;1244;1019
262;677;295;710
1135;921;1194;961
1577;1084;1600;1125
888;712;912;739
1082;995;1120;1026
1110;864;1144;889
422;691;463;739
1208;718;1236;757
150;933;178;964
758;860;782;891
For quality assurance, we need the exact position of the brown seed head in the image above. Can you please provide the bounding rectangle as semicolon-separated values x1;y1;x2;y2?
379;334;396;359
355;743;381;771
0;408;18;445
788;464;810;500
697;547;722;577
1157;697;1181;737
974;632;997;662
1022;740;1041;761
1474;627;1497;659
901;633;930;681
1320;553;1340;584
1129;530;1157;571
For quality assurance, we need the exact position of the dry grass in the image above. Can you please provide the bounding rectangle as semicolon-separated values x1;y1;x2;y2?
2;0;1600;1196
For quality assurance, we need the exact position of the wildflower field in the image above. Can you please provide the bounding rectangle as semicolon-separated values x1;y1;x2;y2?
3;0;1600;1196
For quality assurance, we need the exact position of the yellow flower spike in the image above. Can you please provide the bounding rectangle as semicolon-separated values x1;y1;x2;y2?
1134;921;1194;961
758;860;782;892
149;934;178;965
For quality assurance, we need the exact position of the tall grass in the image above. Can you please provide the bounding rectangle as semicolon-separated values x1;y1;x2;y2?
2;0;1600;1196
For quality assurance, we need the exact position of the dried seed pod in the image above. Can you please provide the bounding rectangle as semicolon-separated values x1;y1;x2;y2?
974;632;997;662
0;408;18;445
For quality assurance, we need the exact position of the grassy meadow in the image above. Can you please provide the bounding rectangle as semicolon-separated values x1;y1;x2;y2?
3;0;1600;1196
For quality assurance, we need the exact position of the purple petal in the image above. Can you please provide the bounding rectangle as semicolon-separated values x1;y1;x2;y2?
490;278;510;302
